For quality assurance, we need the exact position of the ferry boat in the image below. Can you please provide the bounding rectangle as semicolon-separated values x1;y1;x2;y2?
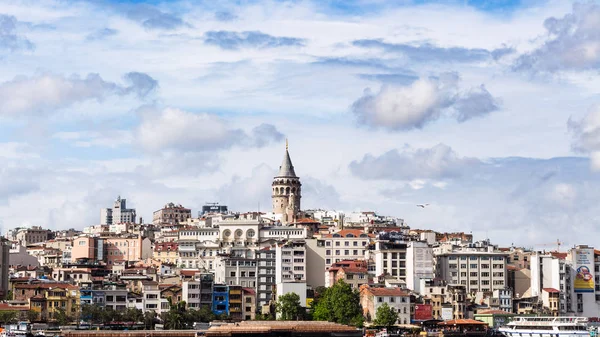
498;317;589;337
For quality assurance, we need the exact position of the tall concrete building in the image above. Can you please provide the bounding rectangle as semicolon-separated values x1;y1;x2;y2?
0;238;9;299
100;196;136;225
272;141;301;223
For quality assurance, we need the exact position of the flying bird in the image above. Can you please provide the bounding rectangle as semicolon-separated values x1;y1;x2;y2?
417;204;429;208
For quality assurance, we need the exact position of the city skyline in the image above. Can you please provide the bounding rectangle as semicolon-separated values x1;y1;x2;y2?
1;0;600;247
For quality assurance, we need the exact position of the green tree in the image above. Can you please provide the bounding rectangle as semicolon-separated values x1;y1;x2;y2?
312;280;364;327
163;298;188;330
0;311;18;325
54;307;71;326
276;292;302;321
27;310;39;323
144;311;158;330
123;308;144;323
373;303;397;330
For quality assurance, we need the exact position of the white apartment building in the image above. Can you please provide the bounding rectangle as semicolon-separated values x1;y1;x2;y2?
177;227;220;270
374;241;408;284
275;240;307;283
213;255;258;288
435;243;508;294
530;252;570;313
406;241;434;293
100;196;136;225
321;229;373;268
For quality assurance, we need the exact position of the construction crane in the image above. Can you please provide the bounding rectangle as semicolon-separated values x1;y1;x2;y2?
532;239;563;252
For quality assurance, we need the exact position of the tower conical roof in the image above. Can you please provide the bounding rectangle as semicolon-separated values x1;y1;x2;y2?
277;149;297;178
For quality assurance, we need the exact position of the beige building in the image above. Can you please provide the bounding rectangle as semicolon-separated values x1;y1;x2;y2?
242;288;256;320
272;143;301;224
153;241;178;264
360;285;411;324
153;202;192;226
15;226;49;246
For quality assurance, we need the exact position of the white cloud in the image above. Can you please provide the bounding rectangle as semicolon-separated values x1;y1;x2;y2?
568;104;600;160
136;107;283;153
351;73;499;130
515;2;600;72
0;72;157;116
349;143;481;180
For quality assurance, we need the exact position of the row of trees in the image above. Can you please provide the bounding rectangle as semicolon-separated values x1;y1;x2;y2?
275;280;366;327
275;280;401;329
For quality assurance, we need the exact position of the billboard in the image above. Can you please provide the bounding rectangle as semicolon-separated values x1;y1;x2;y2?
441;307;453;321
574;248;595;293
414;304;433;321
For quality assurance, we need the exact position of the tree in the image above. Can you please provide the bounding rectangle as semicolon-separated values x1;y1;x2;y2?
313;280;364;327
123;308;144;323
27;310;39;323
54;307;71;326
163;298;188;330
276;292;302;320
0;311;18;325
144;311;158;330
373;303;397;330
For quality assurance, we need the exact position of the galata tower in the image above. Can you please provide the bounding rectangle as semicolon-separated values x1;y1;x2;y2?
272;140;301;223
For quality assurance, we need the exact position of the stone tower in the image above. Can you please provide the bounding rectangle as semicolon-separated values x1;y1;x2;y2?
272;140;301;223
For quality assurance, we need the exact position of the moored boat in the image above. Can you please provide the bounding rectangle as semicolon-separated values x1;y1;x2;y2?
498;316;589;337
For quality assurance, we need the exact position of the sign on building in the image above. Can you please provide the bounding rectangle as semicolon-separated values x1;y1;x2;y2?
441;307;453;321
574;248;595;293
414;304;433;321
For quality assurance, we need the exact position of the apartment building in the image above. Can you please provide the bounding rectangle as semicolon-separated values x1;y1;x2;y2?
327;260;370;289
153;242;178;264
14;226;50;246
104;236;152;265
153;202;192;226
213;255;258;288
435;243;508;294
182;273;213;310
177;227;220;270
242;288;256;320
276;240;306;284
256;246;276;308
321;229;373;269
360;286;411;325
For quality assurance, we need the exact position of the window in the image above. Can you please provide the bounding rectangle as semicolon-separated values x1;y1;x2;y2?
378;297;383;303
230;271;236;277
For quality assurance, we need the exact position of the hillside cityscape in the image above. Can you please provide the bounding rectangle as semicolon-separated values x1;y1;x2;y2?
0;146;597;333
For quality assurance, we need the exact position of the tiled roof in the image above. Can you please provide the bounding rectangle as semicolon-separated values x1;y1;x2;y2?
15;283;77;290
180;269;201;277
439;319;487;326
0;304;29;311
365;287;409;297
294;218;320;224
242;287;256;295
323;229;375;238
550;252;567;259
506;265;520;271
542;288;560;293
340;267;368;274
477;309;513;315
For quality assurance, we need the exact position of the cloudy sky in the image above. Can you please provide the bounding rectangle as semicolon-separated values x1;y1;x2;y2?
1;0;600;248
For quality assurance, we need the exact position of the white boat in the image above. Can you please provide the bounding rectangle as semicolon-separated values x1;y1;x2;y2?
499;317;589;337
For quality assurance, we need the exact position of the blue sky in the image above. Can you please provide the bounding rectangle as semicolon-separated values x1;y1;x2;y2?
1;0;600;247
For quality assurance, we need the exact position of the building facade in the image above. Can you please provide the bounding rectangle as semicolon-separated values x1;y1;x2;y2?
0;238;9;298
153;203;192;226
100;196;136;225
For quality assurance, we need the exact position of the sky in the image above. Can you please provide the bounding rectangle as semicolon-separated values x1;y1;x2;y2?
1;0;600;248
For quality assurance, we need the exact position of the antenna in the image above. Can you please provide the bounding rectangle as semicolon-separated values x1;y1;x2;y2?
286;138;288;151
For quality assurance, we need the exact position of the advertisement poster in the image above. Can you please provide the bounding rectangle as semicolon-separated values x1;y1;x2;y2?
575;248;595;293
414;304;433;321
